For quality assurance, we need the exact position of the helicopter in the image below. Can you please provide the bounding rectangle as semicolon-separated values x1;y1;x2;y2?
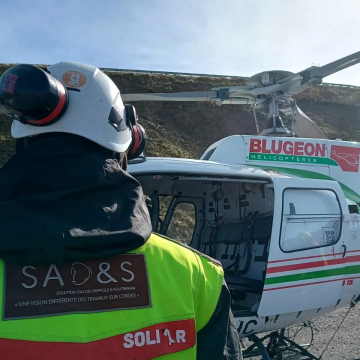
122;51;360;359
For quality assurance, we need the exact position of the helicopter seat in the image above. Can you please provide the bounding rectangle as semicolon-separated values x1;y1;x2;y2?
214;222;251;260
199;215;273;292
198;226;214;254
251;215;273;244
198;223;249;256
199;222;252;262
222;215;273;294
224;273;264;293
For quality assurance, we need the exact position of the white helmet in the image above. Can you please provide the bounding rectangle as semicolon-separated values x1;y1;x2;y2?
0;61;146;156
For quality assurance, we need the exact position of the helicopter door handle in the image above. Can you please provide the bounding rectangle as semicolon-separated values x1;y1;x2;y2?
342;245;347;258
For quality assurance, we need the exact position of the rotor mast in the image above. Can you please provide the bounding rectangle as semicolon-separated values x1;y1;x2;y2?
258;92;293;137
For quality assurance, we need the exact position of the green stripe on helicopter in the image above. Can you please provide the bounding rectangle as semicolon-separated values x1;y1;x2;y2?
265;264;360;286
252;165;360;204
249;153;339;167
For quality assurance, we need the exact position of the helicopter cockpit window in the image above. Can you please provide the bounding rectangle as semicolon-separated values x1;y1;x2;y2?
202;147;216;161
280;189;341;252
166;202;196;244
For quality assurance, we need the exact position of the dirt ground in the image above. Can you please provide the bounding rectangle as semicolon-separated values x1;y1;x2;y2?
243;305;360;360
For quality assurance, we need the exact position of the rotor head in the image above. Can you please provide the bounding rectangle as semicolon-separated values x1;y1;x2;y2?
246;70;296;87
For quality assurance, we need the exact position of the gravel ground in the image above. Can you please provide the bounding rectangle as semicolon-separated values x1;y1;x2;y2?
308;305;360;360
243;305;360;360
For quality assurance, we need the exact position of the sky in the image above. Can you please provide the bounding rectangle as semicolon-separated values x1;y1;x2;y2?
1;0;360;86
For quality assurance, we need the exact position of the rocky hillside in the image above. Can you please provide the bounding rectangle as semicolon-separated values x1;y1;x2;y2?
1;64;360;167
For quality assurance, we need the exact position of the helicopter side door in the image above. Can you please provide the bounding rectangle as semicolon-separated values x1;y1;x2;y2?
257;177;348;317
160;196;205;245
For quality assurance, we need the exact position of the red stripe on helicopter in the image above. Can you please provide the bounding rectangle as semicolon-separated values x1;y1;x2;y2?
347;250;360;254
267;255;360;274
264;276;360;291
268;250;360;265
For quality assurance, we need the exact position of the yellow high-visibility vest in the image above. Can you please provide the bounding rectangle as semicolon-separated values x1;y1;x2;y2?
0;233;224;359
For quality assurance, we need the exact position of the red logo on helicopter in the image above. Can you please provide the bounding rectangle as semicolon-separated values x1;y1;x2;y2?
330;145;360;172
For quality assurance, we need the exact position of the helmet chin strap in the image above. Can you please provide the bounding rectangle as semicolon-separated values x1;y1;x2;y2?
15;137;29;152
114;151;128;171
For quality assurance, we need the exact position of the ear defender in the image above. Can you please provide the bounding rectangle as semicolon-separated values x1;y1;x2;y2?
0;64;69;126
125;104;147;160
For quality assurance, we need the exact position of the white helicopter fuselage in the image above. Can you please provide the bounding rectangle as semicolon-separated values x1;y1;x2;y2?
128;134;360;338
203;135;360;207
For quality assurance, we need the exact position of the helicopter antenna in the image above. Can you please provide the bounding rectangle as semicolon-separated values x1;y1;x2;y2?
318;304;353;359
252;107;260;134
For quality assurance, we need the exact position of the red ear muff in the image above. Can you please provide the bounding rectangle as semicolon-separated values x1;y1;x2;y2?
124;103;146;159
132;124;141;154
127;123;147;160
0;64;69;126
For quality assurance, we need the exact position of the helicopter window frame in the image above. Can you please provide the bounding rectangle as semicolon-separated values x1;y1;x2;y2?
279;187;343;253
162;198;199;245
202;147;217;161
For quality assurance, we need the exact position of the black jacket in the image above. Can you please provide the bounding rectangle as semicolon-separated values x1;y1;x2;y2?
0;133;241;359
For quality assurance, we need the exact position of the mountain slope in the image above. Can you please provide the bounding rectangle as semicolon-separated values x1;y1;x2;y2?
0;64;360;167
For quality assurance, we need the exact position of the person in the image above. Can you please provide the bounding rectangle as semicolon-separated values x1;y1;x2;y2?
0;62;242;359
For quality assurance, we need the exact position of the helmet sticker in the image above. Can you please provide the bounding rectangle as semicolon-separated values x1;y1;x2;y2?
62;71;87;88
1;73;18;95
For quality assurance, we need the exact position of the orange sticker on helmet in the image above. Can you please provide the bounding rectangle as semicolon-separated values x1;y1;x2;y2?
62;71;87;88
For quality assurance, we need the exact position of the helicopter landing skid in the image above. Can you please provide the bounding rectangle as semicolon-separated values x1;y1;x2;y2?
243;328;320;360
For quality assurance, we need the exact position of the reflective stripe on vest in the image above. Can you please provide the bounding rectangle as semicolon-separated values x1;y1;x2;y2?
0;234;224;360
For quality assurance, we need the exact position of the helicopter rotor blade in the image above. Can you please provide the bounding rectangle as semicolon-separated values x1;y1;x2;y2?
250;79;303;96
281;104;327;139
121;51;359;138
307;51;360;79
122;87;261;105
212;97;259;105
279;51;360;96
122;52;360;103
121;91;218;102
213;85;256;99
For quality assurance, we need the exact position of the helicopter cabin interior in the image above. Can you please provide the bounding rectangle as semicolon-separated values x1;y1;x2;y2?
135;174;274;316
